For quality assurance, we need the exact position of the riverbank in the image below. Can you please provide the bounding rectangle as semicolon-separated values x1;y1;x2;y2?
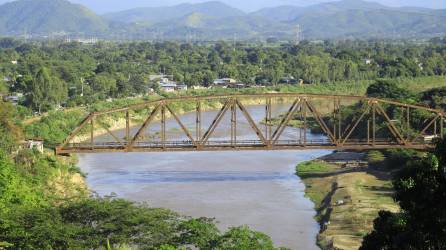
296;152;399;250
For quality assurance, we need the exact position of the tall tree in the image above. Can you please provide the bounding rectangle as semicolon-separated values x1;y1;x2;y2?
28;68;67;113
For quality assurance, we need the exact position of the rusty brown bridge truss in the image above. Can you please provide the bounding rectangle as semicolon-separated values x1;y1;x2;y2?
56;94;445;154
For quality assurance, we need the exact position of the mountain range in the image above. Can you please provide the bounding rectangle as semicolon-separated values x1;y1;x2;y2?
0;0;107;35
0;0;445;40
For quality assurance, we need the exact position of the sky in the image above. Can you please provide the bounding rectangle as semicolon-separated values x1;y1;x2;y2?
0;0;445;13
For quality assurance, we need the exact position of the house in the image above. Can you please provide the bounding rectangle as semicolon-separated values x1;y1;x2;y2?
23;139;44;153
159;82;177;92
213;78;237;86
11;60;18;65
158;77;187;92
365;59;372;65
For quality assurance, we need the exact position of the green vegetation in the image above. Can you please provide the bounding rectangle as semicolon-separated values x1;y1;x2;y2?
296;160;334;179
1;38;446;114
268;77;446;140
360;140;446;249
0;100;287;249
1;37;446;249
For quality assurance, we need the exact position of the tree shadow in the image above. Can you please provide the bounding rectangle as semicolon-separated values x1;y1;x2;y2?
318;182;338;233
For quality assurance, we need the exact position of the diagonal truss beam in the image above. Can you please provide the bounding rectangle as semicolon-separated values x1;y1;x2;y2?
201;99;232;144
271;98;301;144
411;114;441;143
236;99;267;145
58;113;94;150
341;103;371;145
97;119;125;147
165;104;197;146
305;99;337;144
127;104;162;150
375;102;407;145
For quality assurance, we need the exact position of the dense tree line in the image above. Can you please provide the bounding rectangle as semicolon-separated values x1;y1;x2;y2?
0;39;445;112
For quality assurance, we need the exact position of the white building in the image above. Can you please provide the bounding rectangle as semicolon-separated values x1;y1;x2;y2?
159;82;177;92
23;139;44;153
213;78;237;86
158;78;188;92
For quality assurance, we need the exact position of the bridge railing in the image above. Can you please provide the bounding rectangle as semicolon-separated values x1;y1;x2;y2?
61;138;432;152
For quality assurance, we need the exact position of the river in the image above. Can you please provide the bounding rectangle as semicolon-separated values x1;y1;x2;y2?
78;103;332;249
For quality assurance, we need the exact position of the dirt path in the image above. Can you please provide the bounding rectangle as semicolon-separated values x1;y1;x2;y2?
296;156;399;250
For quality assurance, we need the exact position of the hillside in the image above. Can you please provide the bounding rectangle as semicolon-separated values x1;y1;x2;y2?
292;8;446;39
0;0;445;40
253;0;446;39
0;0;108;35
151;13;291;40
103;1;245;25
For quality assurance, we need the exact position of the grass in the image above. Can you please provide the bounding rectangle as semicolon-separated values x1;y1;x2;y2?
296;157;399;250
396;76;446;93
296;160;334;179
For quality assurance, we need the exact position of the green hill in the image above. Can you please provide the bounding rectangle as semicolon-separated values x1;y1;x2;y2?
0;0;108;35
253;0;446;39
291;8;446;39
103;1;245;25
0;0;445;40
150;13;291;40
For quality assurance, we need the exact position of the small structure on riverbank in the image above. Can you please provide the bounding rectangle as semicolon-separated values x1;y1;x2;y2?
21;139;44;153
319;151;367;167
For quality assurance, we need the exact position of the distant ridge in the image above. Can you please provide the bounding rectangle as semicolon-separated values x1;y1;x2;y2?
103;1;245;24
0;0;107;35
0;0;445;40
251;0;446;39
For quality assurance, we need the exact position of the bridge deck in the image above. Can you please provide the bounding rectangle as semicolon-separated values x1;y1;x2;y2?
56;139;432;154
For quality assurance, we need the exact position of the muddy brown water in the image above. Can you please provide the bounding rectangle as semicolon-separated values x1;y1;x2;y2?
78;103;332;249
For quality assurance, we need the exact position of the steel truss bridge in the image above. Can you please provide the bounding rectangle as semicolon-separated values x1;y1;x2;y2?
56;93;445;154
